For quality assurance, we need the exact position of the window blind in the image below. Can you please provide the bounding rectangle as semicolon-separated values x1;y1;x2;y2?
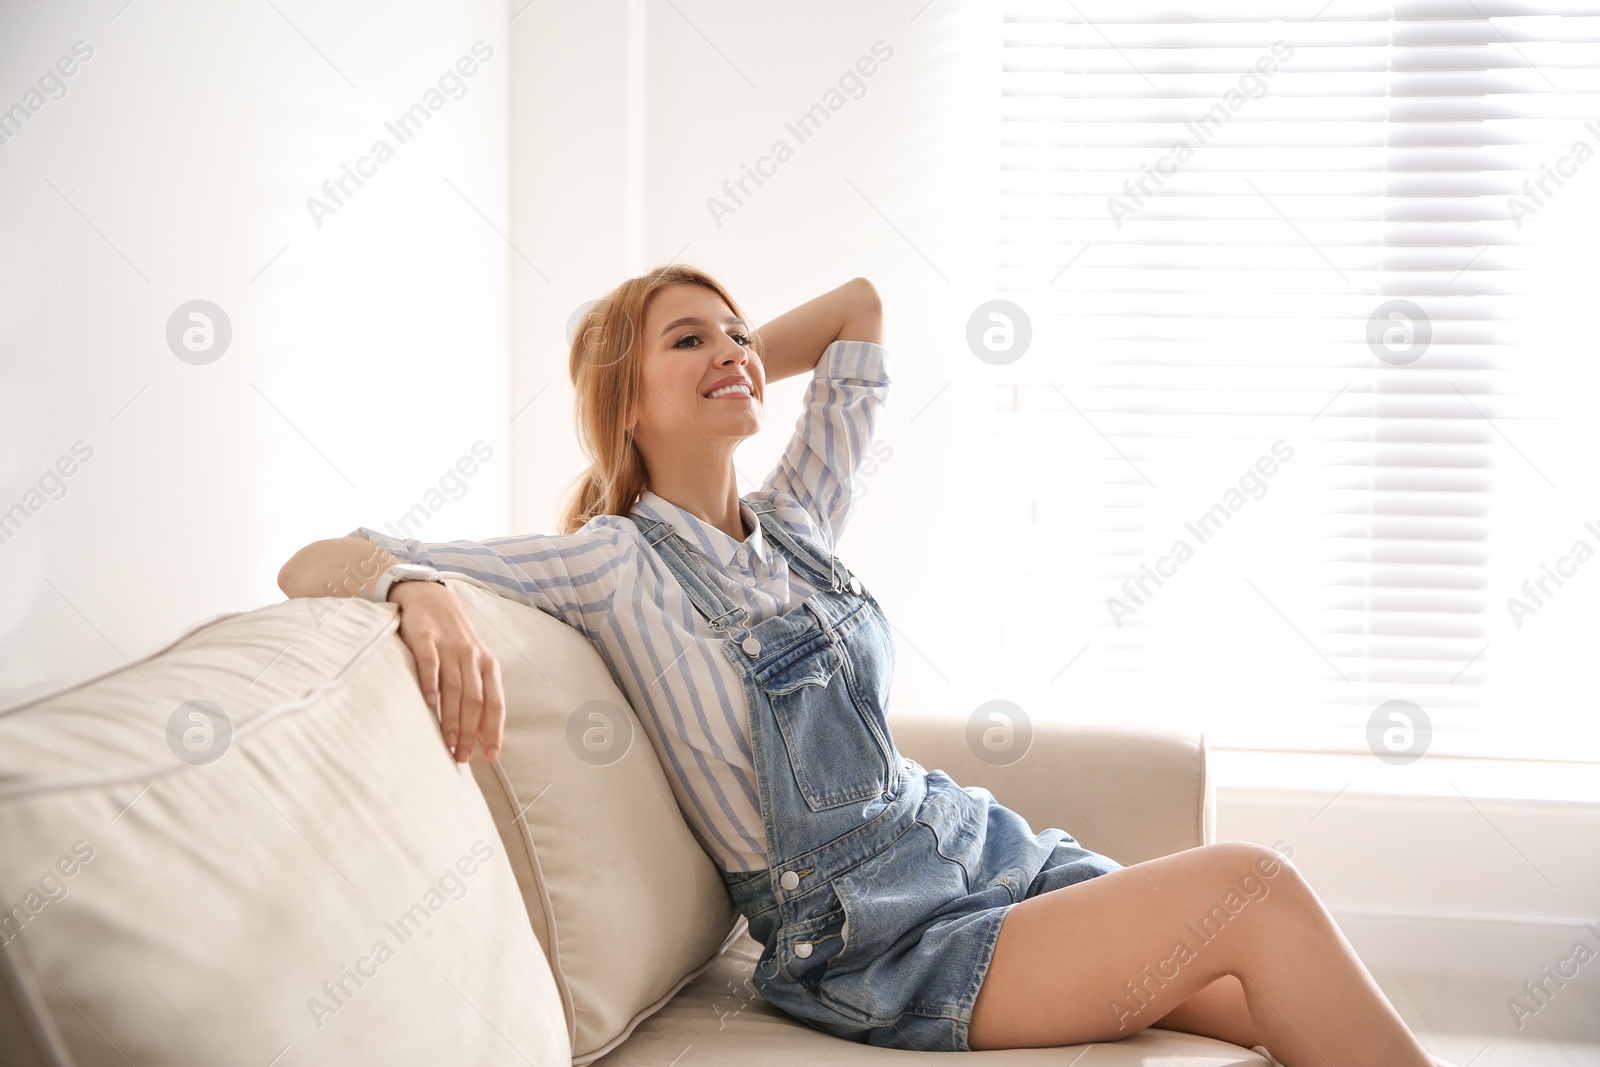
994;1;1600;761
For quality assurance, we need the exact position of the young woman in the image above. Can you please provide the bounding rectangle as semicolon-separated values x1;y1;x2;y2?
278;265;1455;1065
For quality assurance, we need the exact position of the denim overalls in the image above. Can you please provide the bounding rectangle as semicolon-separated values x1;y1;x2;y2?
630;499;1123;1052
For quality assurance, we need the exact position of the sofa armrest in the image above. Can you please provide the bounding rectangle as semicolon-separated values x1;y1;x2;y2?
886;709;1214;866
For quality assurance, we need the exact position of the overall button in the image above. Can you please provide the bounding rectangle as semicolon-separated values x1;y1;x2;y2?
793;941;813;959
779;870;800;890
742;636;762;656
849;576;862;594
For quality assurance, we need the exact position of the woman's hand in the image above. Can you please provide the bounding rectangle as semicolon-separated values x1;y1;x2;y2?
388;581;506;763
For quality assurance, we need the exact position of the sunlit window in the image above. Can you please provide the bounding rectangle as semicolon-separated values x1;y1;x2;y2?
993;2;1600;762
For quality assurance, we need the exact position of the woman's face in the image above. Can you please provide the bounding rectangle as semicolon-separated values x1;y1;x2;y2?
627;282;765;455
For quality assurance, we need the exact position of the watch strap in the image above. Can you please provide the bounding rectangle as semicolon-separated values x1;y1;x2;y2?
371;563;442;604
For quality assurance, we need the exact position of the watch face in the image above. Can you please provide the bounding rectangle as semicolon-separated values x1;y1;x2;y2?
392;564;437;581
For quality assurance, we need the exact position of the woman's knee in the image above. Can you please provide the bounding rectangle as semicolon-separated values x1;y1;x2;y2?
1174;842;1316;959
1193;841;1304;894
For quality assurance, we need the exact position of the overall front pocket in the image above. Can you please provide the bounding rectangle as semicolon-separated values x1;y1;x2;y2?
828;828;969;978
760;639;892;812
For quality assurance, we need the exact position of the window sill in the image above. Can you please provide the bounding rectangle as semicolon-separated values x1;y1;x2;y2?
1208;747;1600;806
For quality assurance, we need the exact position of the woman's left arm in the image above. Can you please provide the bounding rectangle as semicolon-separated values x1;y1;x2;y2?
754;277;883;385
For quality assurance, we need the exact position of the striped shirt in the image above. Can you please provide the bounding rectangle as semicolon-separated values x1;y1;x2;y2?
349;338;891;873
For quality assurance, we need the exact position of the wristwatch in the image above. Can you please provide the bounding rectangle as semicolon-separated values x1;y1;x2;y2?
369;562;445;604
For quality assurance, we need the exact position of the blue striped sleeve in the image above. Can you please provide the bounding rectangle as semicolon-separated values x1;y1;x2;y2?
346;519;630;640
758;338;891;549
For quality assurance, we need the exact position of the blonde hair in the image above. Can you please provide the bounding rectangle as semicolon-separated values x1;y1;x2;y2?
555;263;757;534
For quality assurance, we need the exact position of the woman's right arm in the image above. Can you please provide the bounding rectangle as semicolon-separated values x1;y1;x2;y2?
277;538;505;765
753;276;883;385
277;536;399;601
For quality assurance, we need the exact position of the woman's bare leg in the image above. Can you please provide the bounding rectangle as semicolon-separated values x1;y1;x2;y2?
1150;974;1262;1047
966;841;1434;1066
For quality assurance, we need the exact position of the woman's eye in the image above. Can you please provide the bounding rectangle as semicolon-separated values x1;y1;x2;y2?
674;331;753;348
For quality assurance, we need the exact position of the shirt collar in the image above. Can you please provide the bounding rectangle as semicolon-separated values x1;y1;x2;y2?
632;489;769;570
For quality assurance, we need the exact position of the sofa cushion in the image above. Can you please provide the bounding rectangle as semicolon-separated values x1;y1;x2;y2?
0;596;567;1067
445;578;743;1066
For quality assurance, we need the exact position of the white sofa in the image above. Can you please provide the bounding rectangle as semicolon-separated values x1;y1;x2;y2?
0;578;1271;1066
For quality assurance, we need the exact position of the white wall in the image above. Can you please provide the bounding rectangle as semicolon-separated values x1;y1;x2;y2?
506;0;638;534
1;0;511;701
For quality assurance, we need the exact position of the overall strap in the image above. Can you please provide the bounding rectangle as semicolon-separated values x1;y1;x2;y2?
746;499;846;594
628;513;751;636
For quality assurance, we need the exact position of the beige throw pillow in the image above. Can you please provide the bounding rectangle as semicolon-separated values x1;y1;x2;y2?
445;577;746;1066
